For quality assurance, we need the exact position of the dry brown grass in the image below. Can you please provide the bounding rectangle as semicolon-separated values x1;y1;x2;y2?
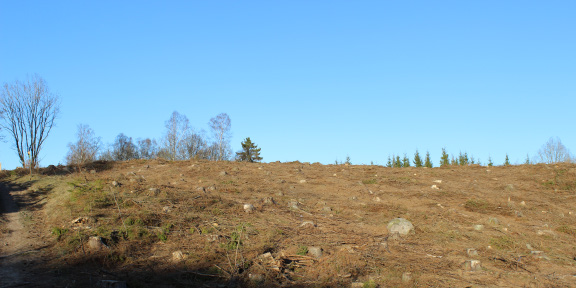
2;161;576;287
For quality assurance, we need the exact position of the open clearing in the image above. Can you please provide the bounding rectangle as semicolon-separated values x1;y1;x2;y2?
1;160;576;287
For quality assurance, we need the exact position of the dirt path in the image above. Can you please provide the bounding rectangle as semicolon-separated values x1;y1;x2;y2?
0;183;33;287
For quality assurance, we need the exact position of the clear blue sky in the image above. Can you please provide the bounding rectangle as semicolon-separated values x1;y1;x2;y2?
1;1;574;169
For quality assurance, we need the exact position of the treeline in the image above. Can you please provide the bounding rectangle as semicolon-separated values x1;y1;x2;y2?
383;148;509;168
65;111;233;165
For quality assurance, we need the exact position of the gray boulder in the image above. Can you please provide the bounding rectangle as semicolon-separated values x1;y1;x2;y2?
387;218;415;236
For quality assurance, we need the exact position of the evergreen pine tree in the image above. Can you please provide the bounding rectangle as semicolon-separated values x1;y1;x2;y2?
386;156;392;167
345;155;351;165
394;155;402;168
413;150;423;167
504;154;510;166
525;154;530;165
488;156;493;167
458;152;469;166
440;148;450;167
402;154;410;167
450;155;458;166
235;137;262;162
424;151;433;168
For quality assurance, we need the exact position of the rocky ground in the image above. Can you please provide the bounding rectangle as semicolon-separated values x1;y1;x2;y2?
1;160;576;287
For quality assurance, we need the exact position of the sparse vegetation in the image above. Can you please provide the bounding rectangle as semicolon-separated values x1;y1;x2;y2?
2;160;576;287
51;227;68;241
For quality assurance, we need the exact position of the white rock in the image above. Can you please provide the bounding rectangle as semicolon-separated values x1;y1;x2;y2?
243;204;255;212
248;273;264;283
433;180;442;184
431;185;440;190
464;260;482;271
487;217;499;225
402;272;413;282
88;236;108;251
308;246;323;258
387;218;415;236
473;224;484;231
172;250;185;262
467;248;478;256
299;179;307;183
300;221;316;228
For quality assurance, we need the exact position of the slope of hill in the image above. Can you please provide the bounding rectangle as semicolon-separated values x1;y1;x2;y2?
1;160;576;287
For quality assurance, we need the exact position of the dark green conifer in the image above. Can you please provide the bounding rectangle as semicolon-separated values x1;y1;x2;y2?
235;137;262;163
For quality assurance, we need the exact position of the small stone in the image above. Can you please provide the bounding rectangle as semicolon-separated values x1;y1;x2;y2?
467;248;478;256
433;180;442;184
148;188;159;196
288;200;299;209
487;217;499;225
244;204;255;212
537;230;556;236
322;206;332;212
431;185;440;190
520;201;526;206
402;272;413;282
515;211;523;217
374;197;382;202
111;181;119;187
196;187;205;192
308;246;323;258
505;184;515;191
464;260;482;271
299;179;307;183
219;171;227;176
473;224;484;231
387;218;415;236
526;244;534;250
172;250;185;262
88;236;108;251
162;206;172;213
263;197;276;205
248;273;264;283
206;235;219;242
300;221;316;228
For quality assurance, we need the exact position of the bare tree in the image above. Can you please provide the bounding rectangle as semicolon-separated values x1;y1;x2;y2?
65;124;101;165
162;111;191;160
537;137;573;164
0;74;60;168
137;138;158;160
184;130;208;159
209;113;232;161
113;133;138;161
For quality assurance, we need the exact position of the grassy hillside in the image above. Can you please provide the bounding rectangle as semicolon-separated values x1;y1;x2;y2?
1;160;576;287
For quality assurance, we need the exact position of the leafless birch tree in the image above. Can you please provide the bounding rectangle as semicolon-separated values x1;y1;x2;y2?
0;75;60;168
209;113;232;161
65;124;101;165
162;111;190;160
537;137;573;164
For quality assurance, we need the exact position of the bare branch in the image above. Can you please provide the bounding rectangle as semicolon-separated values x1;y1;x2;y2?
0;74;60;168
